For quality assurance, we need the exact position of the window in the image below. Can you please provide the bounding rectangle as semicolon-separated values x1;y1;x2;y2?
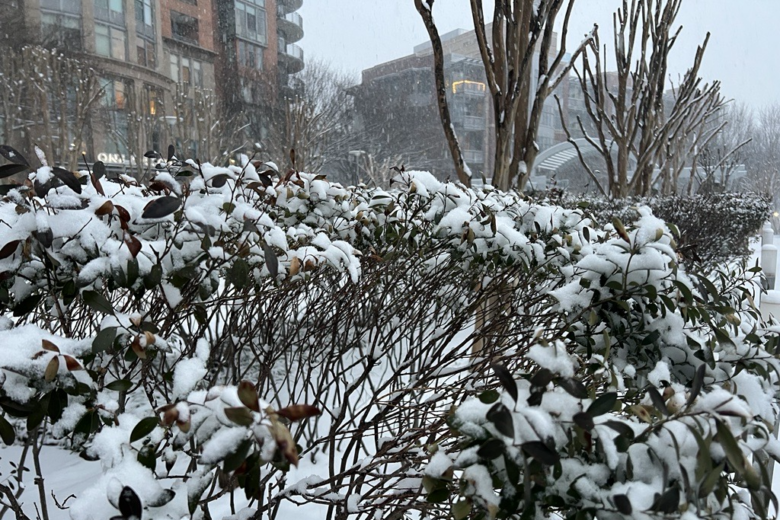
171;11;199;45
237;40;263;70
41;12;82;48
135;0;154;38
137;38;156;68
94;0;125;25
235;0;266;44
170;53;204;87
40;0;81;14
99;78;128;110
95;22;126;60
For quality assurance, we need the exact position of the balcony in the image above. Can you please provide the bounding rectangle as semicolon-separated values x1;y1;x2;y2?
277;0;303;14
276;10;303;43
463;149;484;164
278;42;304;74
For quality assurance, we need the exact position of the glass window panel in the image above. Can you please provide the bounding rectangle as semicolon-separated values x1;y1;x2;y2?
115;82;126;109
170;54;179;83
109;0;122;13
193;60;202;87
110;27;126;59
182;57;191;84
95;24;110;56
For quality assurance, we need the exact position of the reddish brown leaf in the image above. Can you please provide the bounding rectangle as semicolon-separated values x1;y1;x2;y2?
162;406;179;426
237;381;260;412
90;173;105;196
0;240;20;260
95;200;114;216
44;356;59;382
115;205;131;222
41;339;60;353
63;355;83;371
289;257;301;276
269;420;298;467
276;404;321;422
124;232;141;258
131;336;147;360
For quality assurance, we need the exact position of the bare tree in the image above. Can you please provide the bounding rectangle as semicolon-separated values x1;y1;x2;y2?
688;101;753;195
256;60;358;177
0;46;103;170
415;0;592;190
561;0;723;198
743;104;780;212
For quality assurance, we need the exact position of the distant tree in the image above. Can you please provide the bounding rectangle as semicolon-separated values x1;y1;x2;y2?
414;0;592;189
0;46;104;170
743;104;780;213
689;101;753;195
561;0;724;198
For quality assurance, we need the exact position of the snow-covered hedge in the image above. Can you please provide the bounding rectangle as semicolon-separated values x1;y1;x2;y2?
553;193;770;266
0;145;775;519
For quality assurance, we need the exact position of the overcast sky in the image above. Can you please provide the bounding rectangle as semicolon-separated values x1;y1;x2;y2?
298;0;780;109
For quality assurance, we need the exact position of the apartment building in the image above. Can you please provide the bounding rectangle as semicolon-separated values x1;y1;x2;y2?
353;27;564;181
1;0;303;171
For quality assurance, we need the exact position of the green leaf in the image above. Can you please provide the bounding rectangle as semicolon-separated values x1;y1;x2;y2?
426;488;450;504
651;486;680;514
699;462;724;498
147;488;175;508
224;407;254;426
603;420;635;440
130;417;159;443
478;389;500;404
227;259;250;288
613;494;632;515
559;377;589;399
647;387;669;416
490;363;518;402
687;364;706;406
137;443;156;470
119;487;142;519
486;402;514;438
92;327;117;354
142;196;181;219
453;500;472;520
106;379;132;392
573;412;594;431
82;291;114;314
223;439;252;473
0;414;15;445
13;294;42;317
262;243;278;278
522;441;560;465
530;367;554;388
477;438;504;459
587;392;617;417
51;167;82;194
716;420;746;473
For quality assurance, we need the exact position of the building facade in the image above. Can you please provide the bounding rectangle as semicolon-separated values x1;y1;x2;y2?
354;27;565;182
0;0;303;173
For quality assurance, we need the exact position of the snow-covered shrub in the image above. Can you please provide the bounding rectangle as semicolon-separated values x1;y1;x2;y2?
428;213;780;519
0;145;775;519
553;193;770;266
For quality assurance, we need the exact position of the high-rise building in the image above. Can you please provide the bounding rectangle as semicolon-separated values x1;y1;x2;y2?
0;0;303;173
353;27;564;181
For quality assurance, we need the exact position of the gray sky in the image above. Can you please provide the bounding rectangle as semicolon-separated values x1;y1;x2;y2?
299;0;780;108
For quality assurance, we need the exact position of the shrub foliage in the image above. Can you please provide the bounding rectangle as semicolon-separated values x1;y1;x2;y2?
0;146;775;519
